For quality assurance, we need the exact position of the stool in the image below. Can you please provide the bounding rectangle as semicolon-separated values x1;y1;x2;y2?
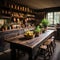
51;36;56;49
35;38;56;60
43;39;52;56
35;45;50;60
50;37;56;53
44;37;56;55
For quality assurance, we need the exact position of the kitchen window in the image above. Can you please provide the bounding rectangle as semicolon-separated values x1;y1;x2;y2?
46;12;60;26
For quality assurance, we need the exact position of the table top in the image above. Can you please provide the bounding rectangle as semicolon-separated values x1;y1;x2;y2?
5;30;55;49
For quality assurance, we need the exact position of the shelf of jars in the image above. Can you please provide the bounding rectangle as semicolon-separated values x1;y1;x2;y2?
11;12;25;18
0;21;35;32
3;1;34;14
0;1;37;19
0;13;36;31
0;1;37;32
0;9;11;17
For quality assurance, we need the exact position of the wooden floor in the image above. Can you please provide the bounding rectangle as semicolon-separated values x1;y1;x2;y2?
0;40;60;60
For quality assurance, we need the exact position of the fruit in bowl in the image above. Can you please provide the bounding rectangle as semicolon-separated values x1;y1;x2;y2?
24;30;35;39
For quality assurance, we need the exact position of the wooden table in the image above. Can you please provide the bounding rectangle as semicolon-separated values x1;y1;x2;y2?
5;30;55;60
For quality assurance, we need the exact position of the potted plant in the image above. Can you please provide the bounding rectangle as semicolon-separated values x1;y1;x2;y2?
41;18;49;28
34;25;41;37
41;18;49;32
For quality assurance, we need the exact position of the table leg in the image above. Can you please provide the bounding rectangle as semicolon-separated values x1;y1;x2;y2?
10;44;17;60
28;50;34;60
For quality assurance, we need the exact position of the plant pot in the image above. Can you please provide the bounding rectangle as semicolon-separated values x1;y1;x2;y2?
35;32;40;37
42;27;47;33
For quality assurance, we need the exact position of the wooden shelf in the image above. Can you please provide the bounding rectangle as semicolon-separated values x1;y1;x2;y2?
0;1;36;30
0;0;37;18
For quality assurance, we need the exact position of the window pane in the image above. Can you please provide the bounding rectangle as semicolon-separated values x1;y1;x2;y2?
46;12;60;26
54;12;60;24
47;12;53;25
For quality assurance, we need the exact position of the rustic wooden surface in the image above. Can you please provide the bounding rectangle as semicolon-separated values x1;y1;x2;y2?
5;30;55;48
